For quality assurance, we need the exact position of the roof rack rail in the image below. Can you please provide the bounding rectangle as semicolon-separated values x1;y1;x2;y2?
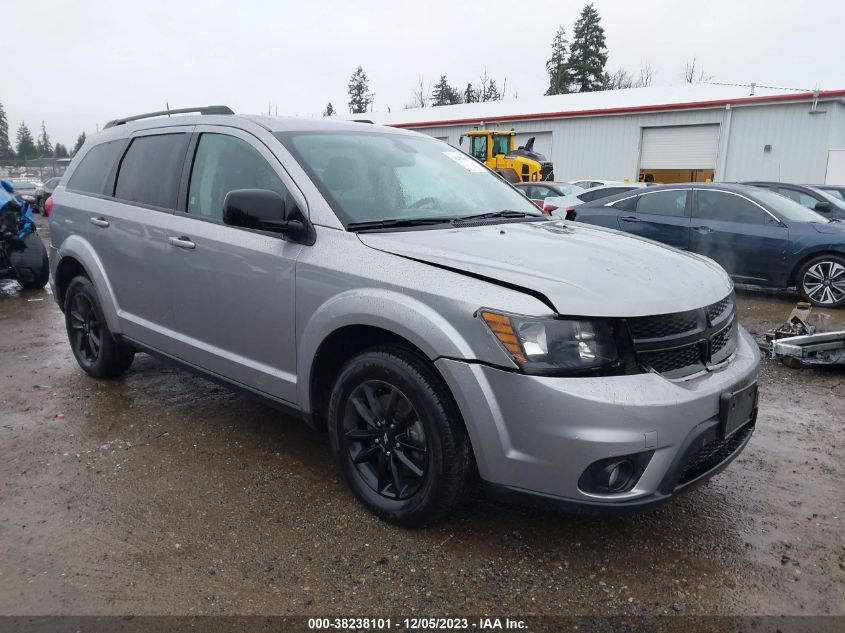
104;105;234;129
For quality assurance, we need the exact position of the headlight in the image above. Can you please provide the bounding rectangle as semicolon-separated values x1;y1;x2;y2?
479;309;620;375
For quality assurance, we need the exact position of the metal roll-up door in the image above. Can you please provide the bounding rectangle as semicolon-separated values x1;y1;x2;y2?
639;125;720;169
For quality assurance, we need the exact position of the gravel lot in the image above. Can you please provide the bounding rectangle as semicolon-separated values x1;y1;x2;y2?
1;222;843;617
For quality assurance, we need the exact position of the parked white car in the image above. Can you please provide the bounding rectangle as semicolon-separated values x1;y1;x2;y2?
570;179;626;189
545;183;650;218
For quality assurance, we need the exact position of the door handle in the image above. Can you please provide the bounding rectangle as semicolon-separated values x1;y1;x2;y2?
168;236;196;250
693;226;712;234
620;216;640;223
89;217;110;228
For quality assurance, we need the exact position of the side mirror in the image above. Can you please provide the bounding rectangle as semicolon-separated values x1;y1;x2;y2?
814;201;831;213
223;189;314;244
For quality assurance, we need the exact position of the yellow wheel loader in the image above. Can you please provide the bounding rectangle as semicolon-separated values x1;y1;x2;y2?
460;130;554;183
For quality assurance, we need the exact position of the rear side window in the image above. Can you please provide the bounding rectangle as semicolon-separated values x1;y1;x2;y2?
114;134;188;209
635;190;688;217
596;187;633;199
66;141;124;195
695;190;767;225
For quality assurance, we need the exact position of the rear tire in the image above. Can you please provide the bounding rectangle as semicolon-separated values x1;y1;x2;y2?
64;275;135;378
10;233;49;290
796;255;845;308
327;346;475;527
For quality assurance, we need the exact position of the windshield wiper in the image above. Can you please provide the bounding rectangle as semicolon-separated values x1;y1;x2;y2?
452;210;541;222
347;217;453;232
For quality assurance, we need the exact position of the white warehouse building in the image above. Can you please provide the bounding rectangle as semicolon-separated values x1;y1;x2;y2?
358;84;845;185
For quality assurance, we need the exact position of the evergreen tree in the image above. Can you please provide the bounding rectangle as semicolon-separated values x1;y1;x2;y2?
15;122;37;161
36;121;53;158
347;66;374;114
480;79;500;102
545;26;571;95
0;102;14;160
432;76;463;106
568;3;608;92
72;132;87;156
463;83;478;104
54;143;70;159
323;102;335;117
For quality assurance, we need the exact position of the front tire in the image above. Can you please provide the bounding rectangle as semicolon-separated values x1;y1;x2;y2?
64;276;135;378
327;346;475;527
797;255;845;307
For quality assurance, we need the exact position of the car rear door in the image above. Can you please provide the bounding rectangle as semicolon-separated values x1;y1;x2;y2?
163;126;304;403
616;188;691;249
88;128;192;345
690;189;789;283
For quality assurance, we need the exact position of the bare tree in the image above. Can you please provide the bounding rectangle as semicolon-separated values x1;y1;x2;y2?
606;68;634;90
408;73;431;108
683;57;714;83
636;62;654;87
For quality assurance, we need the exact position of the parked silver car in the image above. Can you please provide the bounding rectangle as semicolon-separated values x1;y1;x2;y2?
48;107;761;526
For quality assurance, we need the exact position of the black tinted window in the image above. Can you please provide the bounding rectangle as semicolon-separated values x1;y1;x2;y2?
635;190;688;217
596;187;633;200
696;190;767;224
114;134;188;209
66;141;124;195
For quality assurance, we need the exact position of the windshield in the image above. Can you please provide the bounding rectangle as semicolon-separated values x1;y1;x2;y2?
808;186;845;209
749;189;830;223
277;132;541;227
12;180;36;191
492;134;510;156
556;184;583;196
815;186;845;202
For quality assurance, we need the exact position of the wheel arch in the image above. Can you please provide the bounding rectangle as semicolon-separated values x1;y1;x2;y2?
789;249;845;287
298;290;477;426
53;235;121;332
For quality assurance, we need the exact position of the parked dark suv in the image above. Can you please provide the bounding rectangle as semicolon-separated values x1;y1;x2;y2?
571;183;845;307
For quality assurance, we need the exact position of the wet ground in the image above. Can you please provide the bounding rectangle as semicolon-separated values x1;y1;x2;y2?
1;221;843;617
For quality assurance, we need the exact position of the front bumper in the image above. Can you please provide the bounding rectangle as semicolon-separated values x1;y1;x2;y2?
434;325;761;513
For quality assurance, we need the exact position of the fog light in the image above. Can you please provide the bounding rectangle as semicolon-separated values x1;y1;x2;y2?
579;451;653;495
601;460;634;492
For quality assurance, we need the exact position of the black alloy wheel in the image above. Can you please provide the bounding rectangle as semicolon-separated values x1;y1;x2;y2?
69;291;102;363
342;379;429;500
64;275;135;378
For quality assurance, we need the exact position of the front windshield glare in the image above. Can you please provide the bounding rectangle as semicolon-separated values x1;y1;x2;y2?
278;132;541;226
749;189;830;223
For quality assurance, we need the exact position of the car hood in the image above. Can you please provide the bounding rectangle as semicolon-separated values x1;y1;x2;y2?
358;220;733;317
810;221;845;236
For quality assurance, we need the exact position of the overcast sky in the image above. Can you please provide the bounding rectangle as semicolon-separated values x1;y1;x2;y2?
5;0;844;148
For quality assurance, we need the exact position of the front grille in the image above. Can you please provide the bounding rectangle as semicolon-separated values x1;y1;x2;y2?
628;293;738;378
712;321;734;355
706;294;734;324
639;345;704;374
677;422;754;486
627;310;700;340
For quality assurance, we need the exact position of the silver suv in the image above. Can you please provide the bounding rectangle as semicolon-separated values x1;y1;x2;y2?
49;106;761;526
